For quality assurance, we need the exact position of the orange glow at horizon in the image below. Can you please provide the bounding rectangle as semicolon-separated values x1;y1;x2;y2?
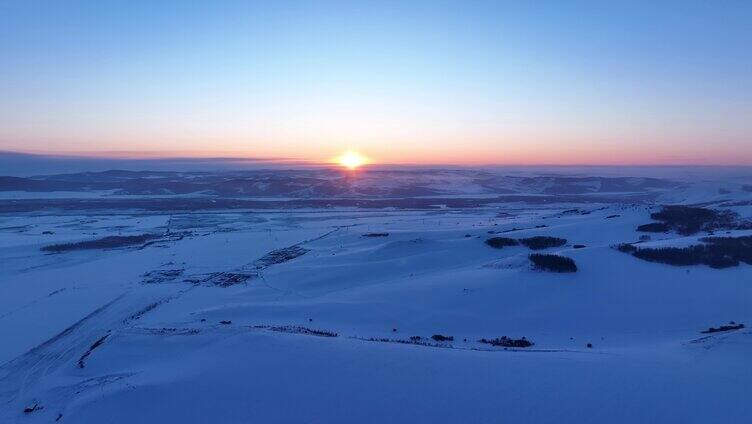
8;135;752;167
335;151;368;170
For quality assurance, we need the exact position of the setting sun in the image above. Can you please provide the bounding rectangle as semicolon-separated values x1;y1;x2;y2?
337;151;367;170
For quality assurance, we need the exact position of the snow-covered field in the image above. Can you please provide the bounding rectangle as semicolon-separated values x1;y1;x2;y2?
1;173;751;423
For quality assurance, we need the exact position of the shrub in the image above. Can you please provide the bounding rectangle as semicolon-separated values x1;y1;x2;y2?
519;236;567;250
529;253;577;272
77;334;110;368
485;237;519;249
209;273;252;287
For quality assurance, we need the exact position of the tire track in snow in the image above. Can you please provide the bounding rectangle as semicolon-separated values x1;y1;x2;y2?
0;226;340;421
0;285;192;422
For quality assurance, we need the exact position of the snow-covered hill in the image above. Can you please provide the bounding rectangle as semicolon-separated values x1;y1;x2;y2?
0;170;750;423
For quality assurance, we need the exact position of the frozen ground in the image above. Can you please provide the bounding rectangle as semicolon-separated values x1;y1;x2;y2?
0;171;751;423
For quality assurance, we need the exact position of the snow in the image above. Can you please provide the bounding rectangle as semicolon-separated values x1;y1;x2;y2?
0;179;750;423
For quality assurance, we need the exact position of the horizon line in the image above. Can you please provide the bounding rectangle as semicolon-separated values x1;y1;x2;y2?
3;149;752;169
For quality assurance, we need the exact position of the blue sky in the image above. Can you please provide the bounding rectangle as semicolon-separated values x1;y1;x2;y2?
1;1;750;165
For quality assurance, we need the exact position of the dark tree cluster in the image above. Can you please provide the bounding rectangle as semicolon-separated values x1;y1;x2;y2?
485;237;519;249
616;243;637;253
529;253;578;272
254;325;339;337
701;322;744;334
637;205;740;235
624;235;752;269
479;336;533;348
431;334;454;342
700;235;752;264
519;236;567;250
41;234;160;252
636;222;670;233
485;236;569;250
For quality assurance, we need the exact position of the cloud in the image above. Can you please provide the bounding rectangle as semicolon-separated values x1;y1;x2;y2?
0;151;320;176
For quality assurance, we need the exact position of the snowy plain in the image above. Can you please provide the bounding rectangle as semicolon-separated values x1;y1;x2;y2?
0;169;751;423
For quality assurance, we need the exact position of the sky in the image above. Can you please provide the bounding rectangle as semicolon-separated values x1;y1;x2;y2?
0;1;750;166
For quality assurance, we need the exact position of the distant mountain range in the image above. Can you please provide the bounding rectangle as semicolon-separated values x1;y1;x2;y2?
0;168;679;198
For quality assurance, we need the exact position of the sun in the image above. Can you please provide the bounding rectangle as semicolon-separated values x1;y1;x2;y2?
337;151;367;170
